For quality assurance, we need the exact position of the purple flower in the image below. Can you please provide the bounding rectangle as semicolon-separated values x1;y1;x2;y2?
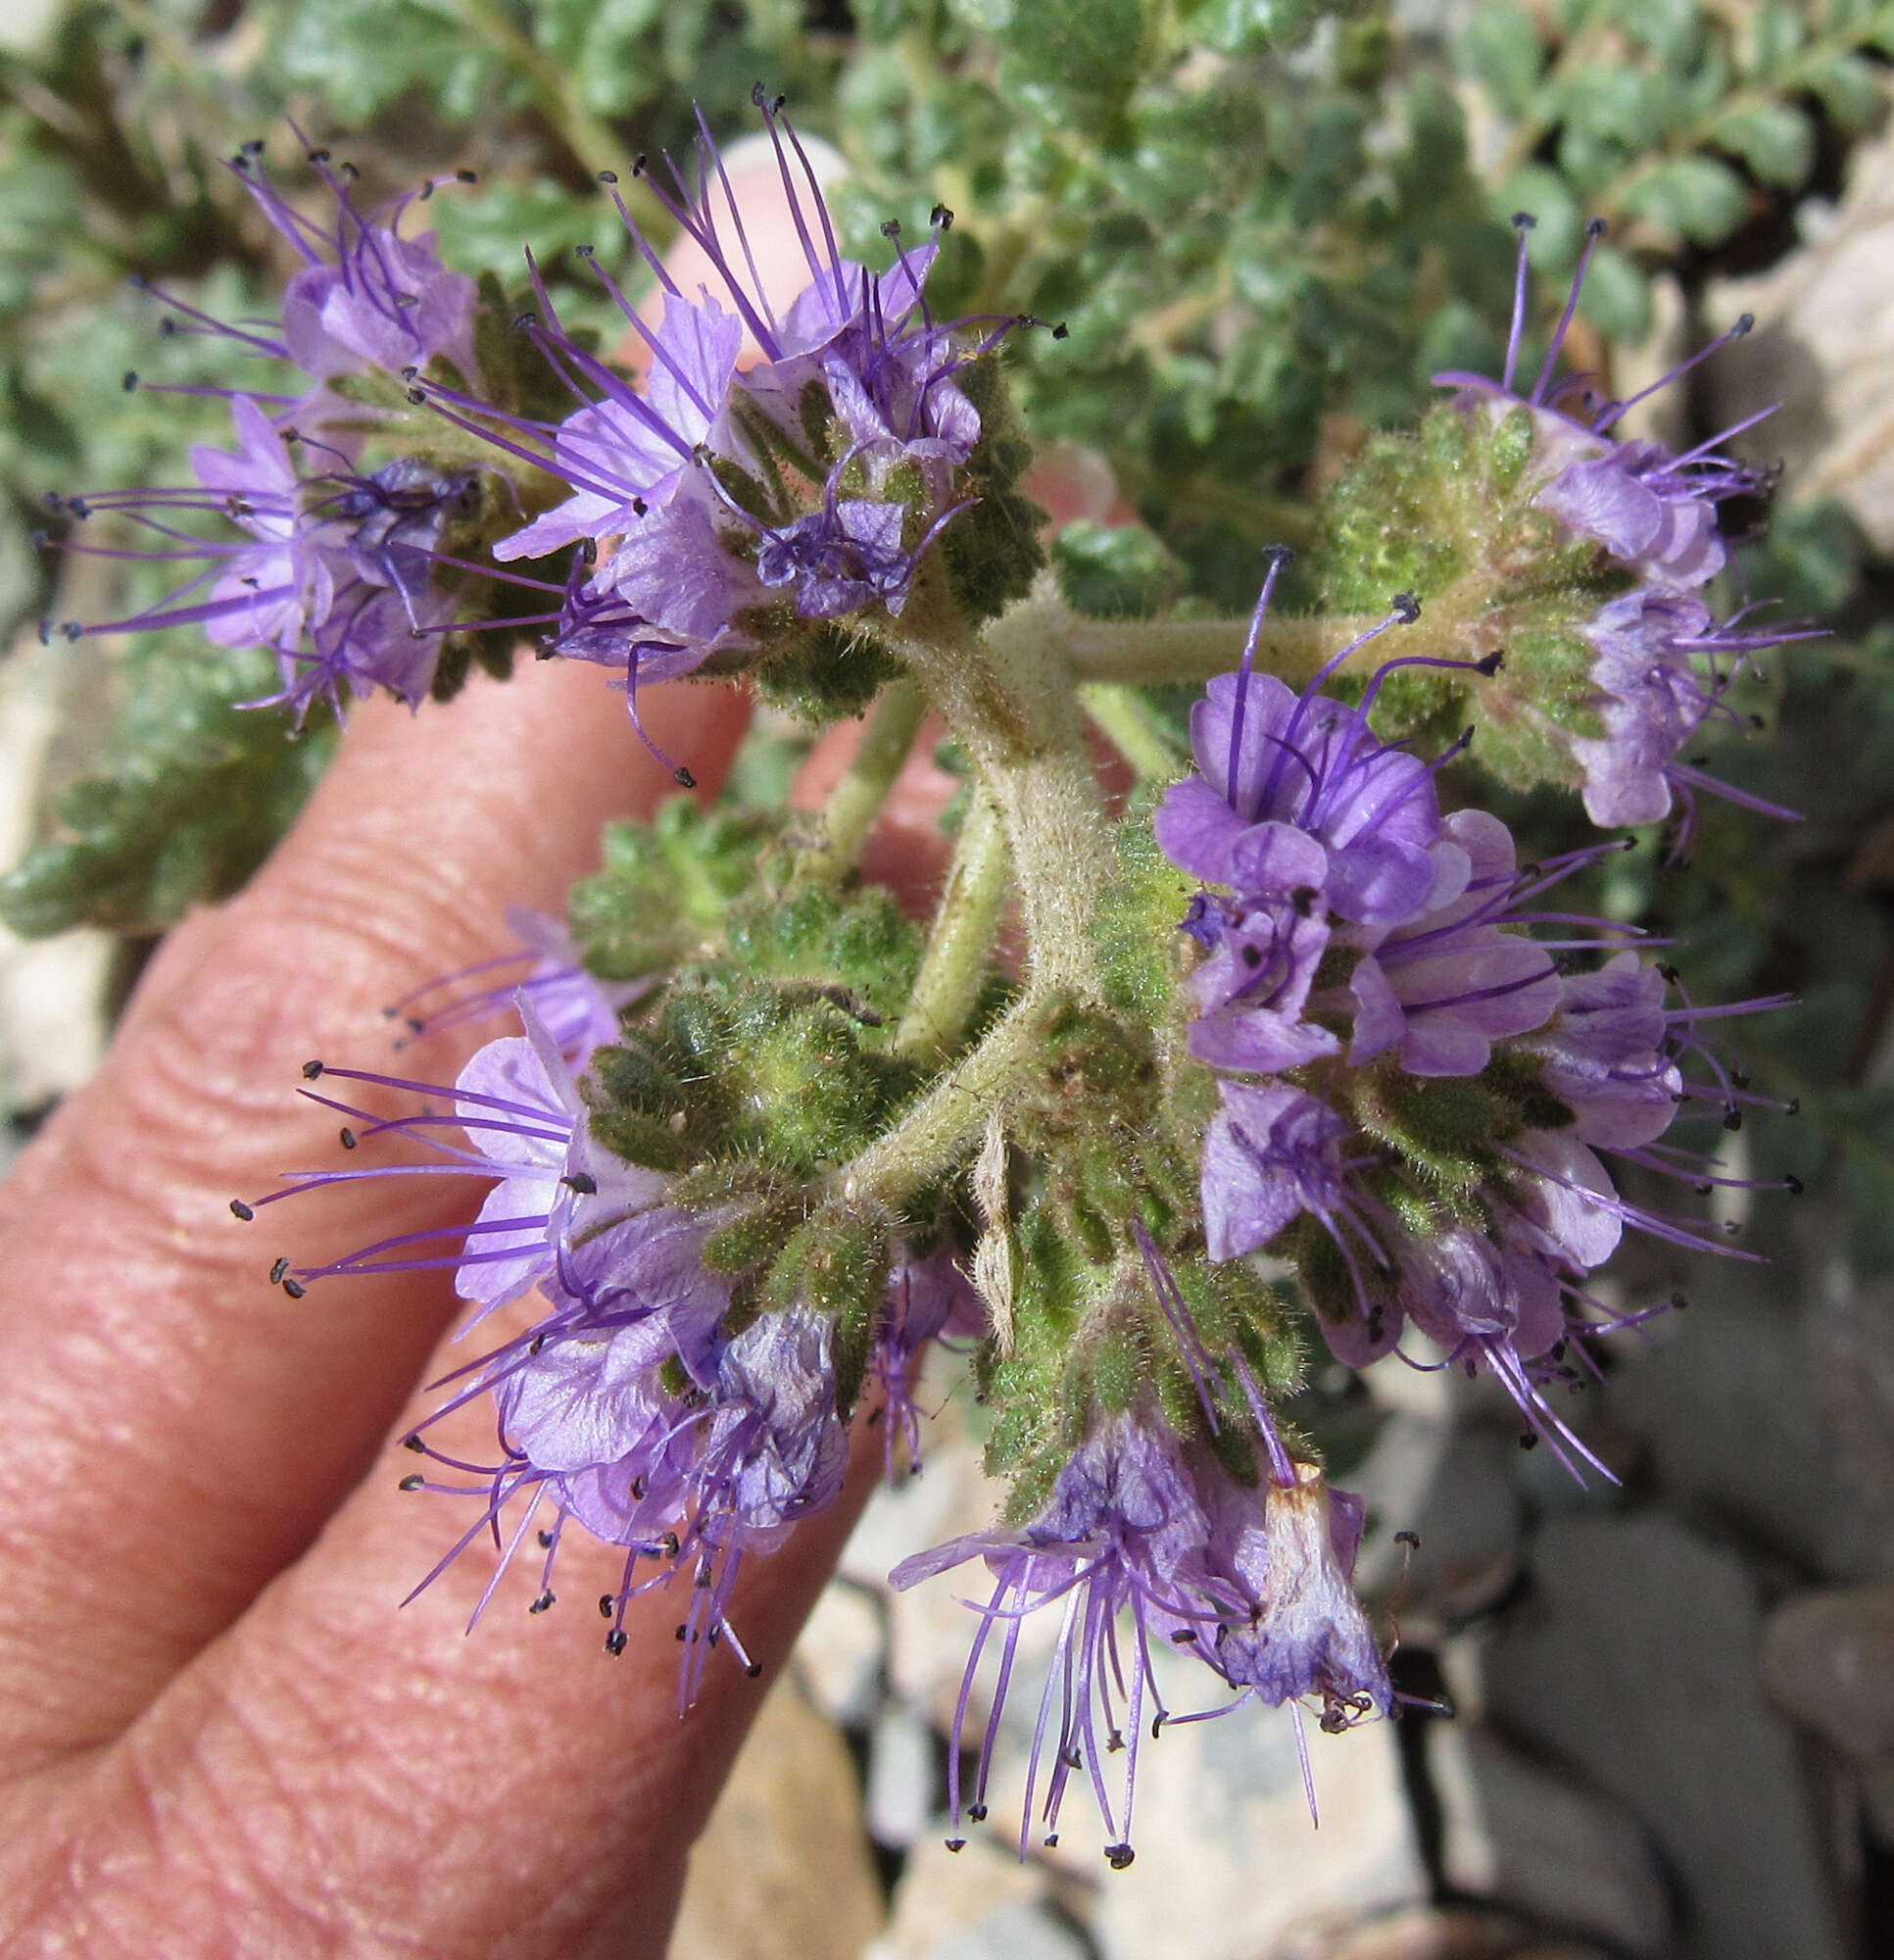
1190;1454;1391;1729
491;291;744;563
1521;952;1681;1150
1343;808;1562;1077
1156;667;1461;929
1200;1082;1348;1264
1434;216;1766;596
892;1409;1217;1864
386;905;652;1065
235;139;479;387
48;400;473;721
873;1246;986;1479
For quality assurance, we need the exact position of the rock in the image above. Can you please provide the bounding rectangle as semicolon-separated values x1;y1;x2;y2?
669;1675;884;1960
1432;1724;1673;1957
1367;1418;1526;1623
1272;1904;1612;1959
796;1576;887;1730
864;1834;1050;1960
1606;1260;1879;1581
923;1900;1091;1960
1706;127;1894;554
1763;1581;1894;1761
1481;1514;1848;1960
866;1700;936;1850
1804;1250;1894;1577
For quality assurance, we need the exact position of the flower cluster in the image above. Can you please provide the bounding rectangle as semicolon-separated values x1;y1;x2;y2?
244;967;980;1688
1436;216;1807;835
1156;573;1793;1467
44;99;1008;754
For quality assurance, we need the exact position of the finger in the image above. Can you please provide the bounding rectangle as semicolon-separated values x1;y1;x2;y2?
0;662;750;1769
6;1390;885;1960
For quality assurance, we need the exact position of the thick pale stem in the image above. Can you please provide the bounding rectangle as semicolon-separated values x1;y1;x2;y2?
894;790;1010;1062
811;678;928;875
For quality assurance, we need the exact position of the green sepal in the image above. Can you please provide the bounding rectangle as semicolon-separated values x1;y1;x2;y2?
938;355;1048;627
763;1201;895;1413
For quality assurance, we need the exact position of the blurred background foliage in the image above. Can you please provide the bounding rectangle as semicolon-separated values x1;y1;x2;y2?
3;0;1894;1261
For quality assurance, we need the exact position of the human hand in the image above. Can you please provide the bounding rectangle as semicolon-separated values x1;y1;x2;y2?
0;653;966;1957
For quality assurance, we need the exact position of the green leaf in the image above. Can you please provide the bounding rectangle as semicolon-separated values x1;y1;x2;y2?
1714;100;1815;189
1456;1;1544;121
1622;154;1749;246
993;0;1146;126
1052;520;1185;618
1575;240;1651;342
1806;52;1883;132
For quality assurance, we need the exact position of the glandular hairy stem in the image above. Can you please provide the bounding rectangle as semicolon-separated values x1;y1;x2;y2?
809;678;928;877
895;790;1010;1063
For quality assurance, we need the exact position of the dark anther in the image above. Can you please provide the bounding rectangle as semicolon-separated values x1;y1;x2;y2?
745;1660;763;1678
121;370;138;392
1393;1530;1421;1549
340;161;360;180
1512;212;1537;230
881;219;901;238
405;1435;426;1453
512;310;538;329
631;155;649;177
675;1624;689;1642
1749;712;1767;730
339;1127;358;1151
307;147;331;163
773;92;787;112
36;620;50;646
1518;1431;1539;1450
406;388;426;406
931;203;954;229
399;1473;424;1492
1671;1291;1689;1311
1784;1173;1805;1196
1059;1747;1081;1771
1734;312;1755;336
1730;1070;1751;1089
1170;1627;1197;1643
418;180;434;201
1786;1097;1801;1116
528;1334;546;1355
1240;944;1263;968
562;1171;599;1195
241;138;267;155
575;243;595;258
606;1629;628;1656
598;170;618;184
1050;321;1069;340
962;1801;990;1822
1723;1106;1743;1133
1106;1843;1136;1871
400;365;419;381
282;1278;307;1299
529;1591;556;1614
945;1838;965;1854
631;496;648;516
231;153;253;172
1391;590;1421;624
456;168;477;183
61;621;82;642
303;1058;324;1079
673;764;698;789
159;316;177;336
1657;964;1680;985
599;1594;615;1619
1585;216;1608;238
1550;1340;1568;1362
269;1256;290;1285
1292;885;1318;915
229;1199;255;1222
752;80;769;108
1475;650;1505;676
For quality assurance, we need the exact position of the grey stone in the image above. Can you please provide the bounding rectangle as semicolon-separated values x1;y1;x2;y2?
1606;1261;1879;1581
866;1701;935;1850
1804;1250;1894;1577
669;1676;884;1960
1706;128;1894;554
924;1900;1090;1960
1481;1514;1848;1960
796;1576;886;1730
1433;1724;1673;1957
1763;1581;1894;1761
